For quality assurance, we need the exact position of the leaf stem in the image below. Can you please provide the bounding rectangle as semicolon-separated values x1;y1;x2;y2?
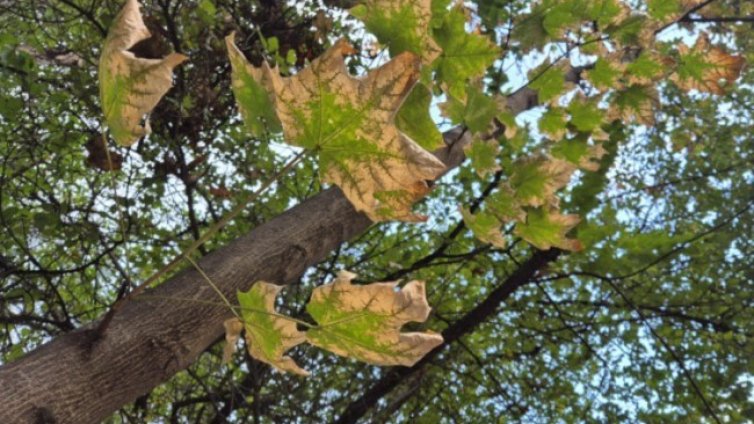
94;149;309;337
137;295;315;328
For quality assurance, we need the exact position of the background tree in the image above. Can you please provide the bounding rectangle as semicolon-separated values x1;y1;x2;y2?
0;0;752;423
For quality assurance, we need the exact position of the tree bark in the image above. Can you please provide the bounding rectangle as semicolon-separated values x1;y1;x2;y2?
0;86;548;423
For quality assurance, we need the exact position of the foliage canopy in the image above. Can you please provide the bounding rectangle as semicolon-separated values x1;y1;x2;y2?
0;0;753;422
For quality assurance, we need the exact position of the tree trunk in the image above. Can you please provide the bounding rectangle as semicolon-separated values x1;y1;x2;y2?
0;86;545;423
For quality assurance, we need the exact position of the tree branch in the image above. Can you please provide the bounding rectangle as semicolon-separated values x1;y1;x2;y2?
334;249;561;424
0;66;573;423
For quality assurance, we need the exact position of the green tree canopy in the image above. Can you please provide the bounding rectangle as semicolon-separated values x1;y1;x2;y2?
0;0;752;423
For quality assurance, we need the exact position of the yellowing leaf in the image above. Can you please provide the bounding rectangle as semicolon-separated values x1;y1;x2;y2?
465;139;501;177
227;282;308;376
509;157;576;208
306;271;443;367
539;106;568;141
461;207;507;248
552;137;607;172
228;38;445;222
515;208;582;251
222;318;244;363
607;84;658;126
671;33;745;95
99;0;187;146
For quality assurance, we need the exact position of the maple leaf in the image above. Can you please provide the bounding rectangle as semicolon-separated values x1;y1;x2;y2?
586;57;624;91
395;83;444;150
529;61;575;104
226;36;445;222
350;0;441;64
99;0;187;146
647;0;707;22
607;84;659;126
441;84;505;134
515;207;582;251
305;271;443;367
224;282;308;376
465;139;501;178
539;107;568;141
432;6;500;99
225;33;282;138
509;156;576;208
671;33;745;95
461;207;507;248
625;51;666;85
552;137;607;172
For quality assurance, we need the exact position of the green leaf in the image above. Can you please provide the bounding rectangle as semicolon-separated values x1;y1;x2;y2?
465;139;500;177
487;183;525;222
586;58;622;90
529;64;569;103
306;271;443;366
515;208;582;251
461;208;506;247
509;157;575;207
442;84;500;134
605;14;647;47
567;97;602;133
225;33;283;138
197;0;217;25
99;0;187;146
539;106;567;140
351;0;440;63
607;84;658;126
551;136;606;171
625;52;665;84
432;7;500;99
227;282;308;375
542;5;577;37
647;0;680;20
513;9;549;52
395;83;444;150
285;48;297;65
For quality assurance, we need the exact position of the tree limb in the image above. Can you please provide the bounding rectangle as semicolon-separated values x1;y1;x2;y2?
0;72;567;424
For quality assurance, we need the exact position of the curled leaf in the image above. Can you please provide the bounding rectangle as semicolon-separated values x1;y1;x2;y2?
222;318;244;363
99;0;187;146
306;271;443;367
235;282;308;376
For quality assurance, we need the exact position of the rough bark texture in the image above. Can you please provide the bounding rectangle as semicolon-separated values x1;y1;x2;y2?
0;87;547;424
